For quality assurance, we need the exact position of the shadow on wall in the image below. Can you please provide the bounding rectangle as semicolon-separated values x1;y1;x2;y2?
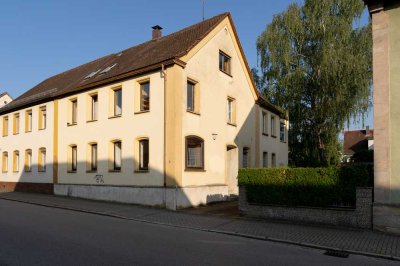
0;102;278;209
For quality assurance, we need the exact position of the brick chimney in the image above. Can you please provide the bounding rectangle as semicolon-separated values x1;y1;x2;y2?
152;25;163;39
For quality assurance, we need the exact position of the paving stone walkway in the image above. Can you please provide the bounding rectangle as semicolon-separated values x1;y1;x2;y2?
0;192;399;261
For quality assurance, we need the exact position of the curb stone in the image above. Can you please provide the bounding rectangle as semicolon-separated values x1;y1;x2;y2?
0;195;398;262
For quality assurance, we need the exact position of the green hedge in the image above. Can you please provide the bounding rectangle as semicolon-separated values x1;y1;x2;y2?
238;165;373;208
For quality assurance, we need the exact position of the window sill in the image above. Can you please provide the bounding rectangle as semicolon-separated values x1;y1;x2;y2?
38;128;46;131
24;170;32;173
187;110;200;116
109;169;121;173
271;135;277;138
13;133;19;135
227;122;237;127
185;168;206;172
2;171;7;173
108;115;122;119
262;133;269;137
38;170;46;173
86;119;98;123
25;130;32;133
13;171;19;173
134;110;150;115
134;170;149;173
219;69;232;77
2;135;7;137
67;170;77;174
67;122;78;127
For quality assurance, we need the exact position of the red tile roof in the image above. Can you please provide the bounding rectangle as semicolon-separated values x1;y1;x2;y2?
343;129;374;155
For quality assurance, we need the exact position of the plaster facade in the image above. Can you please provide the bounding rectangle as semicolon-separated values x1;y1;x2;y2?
0;14;288;209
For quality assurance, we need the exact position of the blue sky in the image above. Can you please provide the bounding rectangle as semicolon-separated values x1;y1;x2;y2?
0;0;371;130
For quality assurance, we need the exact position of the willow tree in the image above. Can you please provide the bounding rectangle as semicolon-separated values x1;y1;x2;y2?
255;0;372;166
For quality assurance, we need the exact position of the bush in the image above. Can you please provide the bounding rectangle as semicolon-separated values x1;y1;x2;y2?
238;165;372;208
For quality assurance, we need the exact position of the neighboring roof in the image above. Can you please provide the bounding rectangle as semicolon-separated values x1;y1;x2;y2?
343;129;374;155
0;92;12;99
0;12;286;118
0;13;229;114
256;96;287;119
364;0;400;12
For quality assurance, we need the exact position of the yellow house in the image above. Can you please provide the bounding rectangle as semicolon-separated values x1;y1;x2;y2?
365;0;400;233
0;13;288;209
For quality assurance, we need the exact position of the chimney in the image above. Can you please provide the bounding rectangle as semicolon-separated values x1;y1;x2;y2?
152;25;163;39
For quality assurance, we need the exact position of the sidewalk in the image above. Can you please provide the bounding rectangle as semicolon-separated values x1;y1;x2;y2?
0;192;399;261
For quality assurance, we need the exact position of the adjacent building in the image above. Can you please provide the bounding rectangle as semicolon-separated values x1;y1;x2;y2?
365;0;400;233
343;127;374;162
0;92;12;108
0;13;288;209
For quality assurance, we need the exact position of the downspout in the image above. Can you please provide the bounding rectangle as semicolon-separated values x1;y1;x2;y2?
162;64;167;187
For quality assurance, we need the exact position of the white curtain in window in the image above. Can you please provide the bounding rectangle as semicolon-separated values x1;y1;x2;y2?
187;143;202;167
114;142;121;170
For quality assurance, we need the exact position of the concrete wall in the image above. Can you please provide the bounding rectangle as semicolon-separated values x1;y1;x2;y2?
370;2;400;234
239;186;373;229
55;184;228;210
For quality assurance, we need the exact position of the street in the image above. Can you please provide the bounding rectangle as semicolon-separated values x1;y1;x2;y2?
0;200;397;266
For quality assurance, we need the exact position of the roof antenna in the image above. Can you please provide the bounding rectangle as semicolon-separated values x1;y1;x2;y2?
202;0;205;21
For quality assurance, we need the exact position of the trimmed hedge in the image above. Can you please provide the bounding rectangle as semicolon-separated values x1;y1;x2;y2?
238;165;373;208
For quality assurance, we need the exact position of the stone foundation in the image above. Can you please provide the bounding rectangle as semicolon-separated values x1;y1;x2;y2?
239;186;373;229
54;184;229;210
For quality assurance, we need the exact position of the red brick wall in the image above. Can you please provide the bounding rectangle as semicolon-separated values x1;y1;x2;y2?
0;182;53;194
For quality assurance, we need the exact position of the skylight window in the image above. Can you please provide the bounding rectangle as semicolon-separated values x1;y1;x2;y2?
84;69;101;80
99;64;117;75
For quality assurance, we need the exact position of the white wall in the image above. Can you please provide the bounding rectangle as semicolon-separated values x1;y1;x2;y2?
0;102;54;183
57;71;165;186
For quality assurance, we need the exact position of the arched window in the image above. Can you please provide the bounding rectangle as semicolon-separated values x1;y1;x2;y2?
185;136;204;169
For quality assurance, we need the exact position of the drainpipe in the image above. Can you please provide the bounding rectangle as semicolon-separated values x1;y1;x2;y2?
162;64;167;187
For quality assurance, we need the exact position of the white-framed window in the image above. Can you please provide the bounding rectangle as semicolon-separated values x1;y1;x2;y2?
140;81;150;111
13;113;20;135
39;106;47;130
90;94;98;121
187;81;196;112
219;50;231;75
25;149;32;172
262;112;268;135
271;115;276;136
113;141;122;171
185;136;204;169
114;89;122;116
38;148;46;172
69;145;77;172
71;99;78;125
26;110;32;132
90;143;98;171
139;139;149;171
227;97;236;125
13;151;19;172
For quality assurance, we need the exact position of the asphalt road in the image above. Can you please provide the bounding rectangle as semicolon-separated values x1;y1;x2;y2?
0;200;397;266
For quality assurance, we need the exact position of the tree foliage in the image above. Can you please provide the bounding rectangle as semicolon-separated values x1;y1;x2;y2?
254;0;372;166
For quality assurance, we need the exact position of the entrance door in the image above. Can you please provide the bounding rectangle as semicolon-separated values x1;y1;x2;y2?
226;145;238;195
